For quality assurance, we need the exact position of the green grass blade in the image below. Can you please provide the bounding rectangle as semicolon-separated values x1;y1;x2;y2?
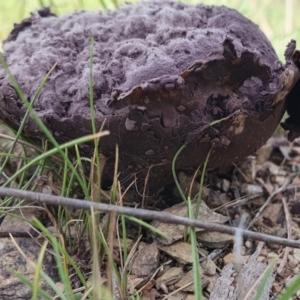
172;145;187;204
99;0;108;9
187;196;203;300
0;62;57;179
89;36;96;135
90;208;105;299
0;54;99;194
125;216;170;240
195;149;211;219
32;241;48;300
254;263;274;300
3;131;109;189
277;272;300;300
7;268;54;300
61;148;69;197
33;218;90;295
74;145;89;196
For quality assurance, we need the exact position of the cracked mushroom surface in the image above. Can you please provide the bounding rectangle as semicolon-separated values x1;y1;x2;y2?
0;1;299;198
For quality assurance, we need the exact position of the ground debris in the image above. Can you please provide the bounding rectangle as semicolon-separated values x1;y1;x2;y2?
0;207;38;237
130;242;160;277
152;199;229;245
175;269;209;293
197;231;234;249
156;267;184;292
210;242;274;300
159;242;194;265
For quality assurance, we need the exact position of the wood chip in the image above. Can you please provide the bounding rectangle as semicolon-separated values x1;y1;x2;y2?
156;267;183;291
130;242;159;277
175;269;208;293
201;258;217;276
197;231;234;248
159;242;193;264
262;203;283;224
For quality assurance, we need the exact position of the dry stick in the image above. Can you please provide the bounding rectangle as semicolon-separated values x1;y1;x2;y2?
277;196;292;275
142;162;166;208
1;187;300;249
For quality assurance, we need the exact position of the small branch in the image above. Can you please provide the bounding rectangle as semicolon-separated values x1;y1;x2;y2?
277;197;292;275
0;187;300;248
247;178;291;229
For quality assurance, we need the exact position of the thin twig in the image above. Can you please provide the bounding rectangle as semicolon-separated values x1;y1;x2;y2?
247;178;291;229
277;196;292;275
0;187;300;248
106;211;117;295
142;162;166;208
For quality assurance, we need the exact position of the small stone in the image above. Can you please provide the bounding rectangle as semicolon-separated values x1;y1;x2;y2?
125;118;137;131
223;253;247;265
240;184;263;195
177;105;186;112
136;106;147;111
222;179;230;192
201;258;216;276
257;256;266;262
145;149;155;156
288;254;298;268
141;123;151;131
272;282;282;294
161;159;171;163
245;240;253;248
42;185;52;194
220;136;231;146
176;76;185;85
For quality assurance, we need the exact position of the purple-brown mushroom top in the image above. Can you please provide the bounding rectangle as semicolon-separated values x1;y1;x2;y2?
0;1;299;197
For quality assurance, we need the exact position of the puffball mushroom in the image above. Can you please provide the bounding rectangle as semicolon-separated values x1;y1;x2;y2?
0;1;299;198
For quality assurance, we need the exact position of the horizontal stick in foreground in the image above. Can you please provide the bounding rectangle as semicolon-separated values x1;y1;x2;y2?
0;187;299;248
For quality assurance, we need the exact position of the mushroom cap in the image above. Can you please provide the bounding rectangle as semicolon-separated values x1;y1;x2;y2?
0;1;299;196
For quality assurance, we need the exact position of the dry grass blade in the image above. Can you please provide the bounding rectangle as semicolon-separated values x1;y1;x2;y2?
247;178;292;229
277;196;292;275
